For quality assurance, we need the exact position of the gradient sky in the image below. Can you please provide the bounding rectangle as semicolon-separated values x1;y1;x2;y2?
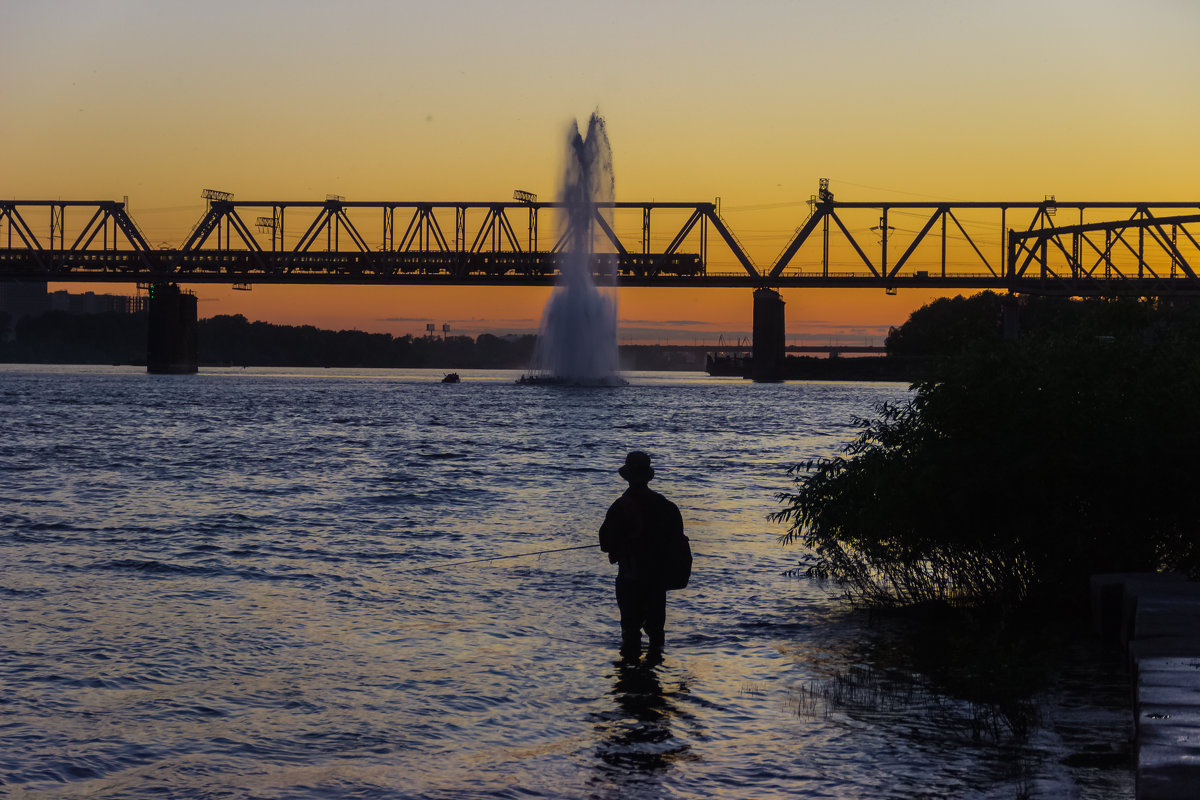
4;0;1198;343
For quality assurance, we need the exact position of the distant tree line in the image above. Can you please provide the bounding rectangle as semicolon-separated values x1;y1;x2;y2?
198;315;538;369
0;311;538;369
884;290;1200;357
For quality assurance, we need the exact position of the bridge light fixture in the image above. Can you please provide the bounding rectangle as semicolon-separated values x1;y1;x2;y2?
201;188;234;204
818;178;833;203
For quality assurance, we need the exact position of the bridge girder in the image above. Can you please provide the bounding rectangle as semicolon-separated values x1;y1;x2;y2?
0;197;754;285
3;194;1200;294
1008;209;1200;290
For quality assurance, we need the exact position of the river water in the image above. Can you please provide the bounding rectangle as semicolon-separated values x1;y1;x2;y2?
1;366;1132;799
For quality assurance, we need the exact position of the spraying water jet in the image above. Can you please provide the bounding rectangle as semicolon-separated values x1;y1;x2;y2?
519;113;626;386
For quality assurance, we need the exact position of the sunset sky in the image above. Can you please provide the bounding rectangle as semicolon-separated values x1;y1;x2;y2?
4;0;1198;343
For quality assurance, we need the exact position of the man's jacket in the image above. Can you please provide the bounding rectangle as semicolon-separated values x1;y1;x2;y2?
599;486;684;587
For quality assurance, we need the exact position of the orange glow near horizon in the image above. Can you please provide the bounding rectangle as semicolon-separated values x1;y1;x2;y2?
9;0;1200;342
47;279;948;347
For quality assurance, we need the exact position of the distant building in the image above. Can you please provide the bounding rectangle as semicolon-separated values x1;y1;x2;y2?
0;281;145;338
48;290;146;315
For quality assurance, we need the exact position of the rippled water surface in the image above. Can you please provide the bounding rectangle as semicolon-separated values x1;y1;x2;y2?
1;366;1132;798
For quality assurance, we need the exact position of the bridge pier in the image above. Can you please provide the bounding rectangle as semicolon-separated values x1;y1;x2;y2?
146;283;197;374
751;287;786;382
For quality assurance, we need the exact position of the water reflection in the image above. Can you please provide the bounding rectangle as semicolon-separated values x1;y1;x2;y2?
4;368;1130;797
590;663;692;798
786;608;1134;797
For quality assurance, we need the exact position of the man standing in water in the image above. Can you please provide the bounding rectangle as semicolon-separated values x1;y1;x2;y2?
599;451;686;665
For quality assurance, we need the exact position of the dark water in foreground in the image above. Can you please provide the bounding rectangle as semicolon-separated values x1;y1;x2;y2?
1;366;1132;798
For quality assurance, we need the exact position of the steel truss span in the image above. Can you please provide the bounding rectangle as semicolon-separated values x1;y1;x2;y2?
2;190;1198;294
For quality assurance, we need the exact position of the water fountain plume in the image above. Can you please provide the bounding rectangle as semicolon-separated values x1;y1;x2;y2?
522;113;624;386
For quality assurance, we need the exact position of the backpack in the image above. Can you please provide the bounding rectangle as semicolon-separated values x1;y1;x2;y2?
661;529;692;591
647;495;691;591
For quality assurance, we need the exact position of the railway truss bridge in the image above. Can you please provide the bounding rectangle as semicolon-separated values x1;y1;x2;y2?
2;181;1198;374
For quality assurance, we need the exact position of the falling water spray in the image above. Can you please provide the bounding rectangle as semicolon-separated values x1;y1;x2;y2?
525;113;624;385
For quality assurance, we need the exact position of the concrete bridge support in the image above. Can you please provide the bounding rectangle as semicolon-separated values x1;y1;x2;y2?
147;283;197;374
751;287;785;382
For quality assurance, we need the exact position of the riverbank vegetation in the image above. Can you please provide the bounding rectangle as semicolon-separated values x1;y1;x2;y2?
776;293;1200;611
781;294;1197;771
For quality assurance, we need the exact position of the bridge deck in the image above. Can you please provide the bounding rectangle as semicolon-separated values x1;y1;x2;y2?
3;251;1197;295
3;194;1199;295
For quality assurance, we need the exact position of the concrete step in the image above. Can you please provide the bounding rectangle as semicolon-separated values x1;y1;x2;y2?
1122;579;1199;649
1090;572;1185;645
1122;577;1200;799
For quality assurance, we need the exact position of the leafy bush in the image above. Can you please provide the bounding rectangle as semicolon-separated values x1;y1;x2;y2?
774;333;1200;609
884;291;1006;357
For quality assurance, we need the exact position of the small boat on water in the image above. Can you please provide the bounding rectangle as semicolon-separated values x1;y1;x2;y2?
441;373;461;384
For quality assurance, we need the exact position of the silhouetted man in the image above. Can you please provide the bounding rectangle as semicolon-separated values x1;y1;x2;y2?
599;451;685;665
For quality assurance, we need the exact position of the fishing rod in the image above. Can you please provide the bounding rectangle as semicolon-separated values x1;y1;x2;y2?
399;543;601;573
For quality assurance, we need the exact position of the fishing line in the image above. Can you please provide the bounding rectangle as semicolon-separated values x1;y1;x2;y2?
398;543;601;573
